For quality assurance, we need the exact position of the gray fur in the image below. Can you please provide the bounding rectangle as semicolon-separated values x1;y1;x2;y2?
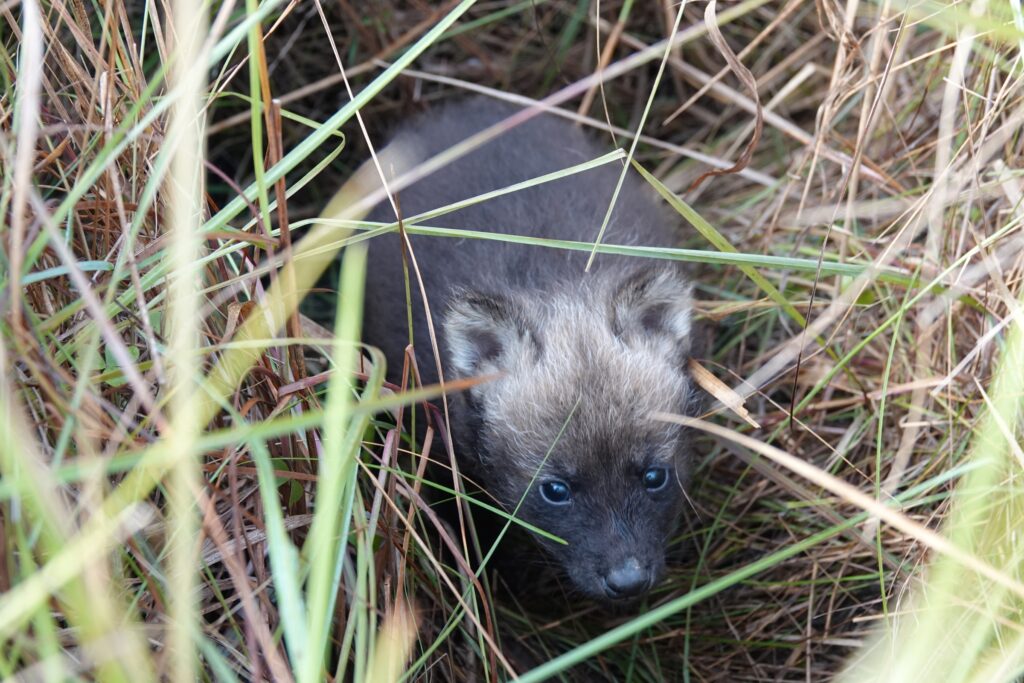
360;98;699;603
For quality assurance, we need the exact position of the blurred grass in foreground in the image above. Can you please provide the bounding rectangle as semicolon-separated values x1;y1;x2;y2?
1;0;1024;681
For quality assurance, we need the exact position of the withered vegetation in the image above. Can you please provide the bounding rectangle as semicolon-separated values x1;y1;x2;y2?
2;1;1023;681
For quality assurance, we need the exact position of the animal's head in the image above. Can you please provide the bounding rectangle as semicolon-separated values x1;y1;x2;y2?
443;265;699;603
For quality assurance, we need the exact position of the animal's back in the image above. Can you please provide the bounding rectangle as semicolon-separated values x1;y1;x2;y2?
361;98;681;385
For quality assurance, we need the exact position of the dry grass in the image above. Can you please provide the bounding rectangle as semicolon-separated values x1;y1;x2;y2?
2;0;1024;681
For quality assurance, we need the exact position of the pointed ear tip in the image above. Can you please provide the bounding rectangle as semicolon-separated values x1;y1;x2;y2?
444;290;532;346
445;288;489;321
445;285;474;306
631;262;689;283
646;267;694;303
659;265;692;285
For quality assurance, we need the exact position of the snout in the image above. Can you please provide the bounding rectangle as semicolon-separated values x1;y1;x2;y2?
602;557;652;600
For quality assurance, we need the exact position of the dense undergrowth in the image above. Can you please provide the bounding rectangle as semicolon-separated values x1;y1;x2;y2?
2;1;1024;681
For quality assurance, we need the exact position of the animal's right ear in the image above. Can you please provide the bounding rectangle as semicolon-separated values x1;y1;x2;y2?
443;290;537;377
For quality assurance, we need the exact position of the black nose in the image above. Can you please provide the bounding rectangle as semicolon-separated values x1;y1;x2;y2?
603;558;650;599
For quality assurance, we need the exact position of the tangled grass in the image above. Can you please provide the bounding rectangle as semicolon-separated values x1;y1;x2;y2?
2;0;1024;680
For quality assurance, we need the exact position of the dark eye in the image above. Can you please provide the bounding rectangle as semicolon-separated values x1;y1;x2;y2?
642;466;669;492
539;479;572;505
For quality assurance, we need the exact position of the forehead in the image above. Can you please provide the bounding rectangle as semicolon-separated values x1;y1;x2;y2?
490;313;687;469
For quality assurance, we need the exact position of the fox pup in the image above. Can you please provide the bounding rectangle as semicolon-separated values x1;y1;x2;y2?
360;98;699;603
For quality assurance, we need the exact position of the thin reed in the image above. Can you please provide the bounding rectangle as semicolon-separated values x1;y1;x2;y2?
1;1;1023;681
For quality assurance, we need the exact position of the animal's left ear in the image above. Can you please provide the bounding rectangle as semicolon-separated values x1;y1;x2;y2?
609;266;694;358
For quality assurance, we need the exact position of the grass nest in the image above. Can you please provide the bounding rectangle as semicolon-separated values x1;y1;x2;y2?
2;1;1024;681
